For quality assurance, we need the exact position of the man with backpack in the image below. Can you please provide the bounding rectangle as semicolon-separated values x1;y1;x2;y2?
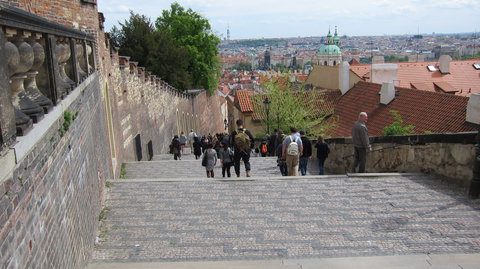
231;119;255;177
282;127;303;176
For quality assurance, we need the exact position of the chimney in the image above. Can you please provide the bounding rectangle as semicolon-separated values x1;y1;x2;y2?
372;64;398;85
372;56;385;64
338;61;350;95
380;82;395;105
438;55;451;74
466;93;480;125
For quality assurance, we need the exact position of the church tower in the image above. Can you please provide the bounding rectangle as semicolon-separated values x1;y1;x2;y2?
316;26;342;66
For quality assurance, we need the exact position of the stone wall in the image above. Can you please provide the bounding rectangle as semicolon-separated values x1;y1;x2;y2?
322;132;478;185
0;74;112;269
104;51;225;174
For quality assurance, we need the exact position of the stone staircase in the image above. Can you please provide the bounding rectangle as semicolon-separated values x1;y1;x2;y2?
88;149;480;269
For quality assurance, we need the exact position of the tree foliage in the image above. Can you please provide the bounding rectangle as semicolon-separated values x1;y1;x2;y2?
251;80;336;138
155;2;220;92
109;3;220;93
110;11;154;67
382;110;415;136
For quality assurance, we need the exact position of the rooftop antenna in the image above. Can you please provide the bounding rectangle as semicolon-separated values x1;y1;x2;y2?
416;26;419;62
227;23;230;41
473;30;477;58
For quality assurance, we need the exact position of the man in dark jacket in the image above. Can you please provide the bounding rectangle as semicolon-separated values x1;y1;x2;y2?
171;135;182;160
299;131;312;176
351;112;372;173
230;119;255;177
267;129;278;156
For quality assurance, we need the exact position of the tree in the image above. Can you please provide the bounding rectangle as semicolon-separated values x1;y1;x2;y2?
110;11;154;67
155;2;221;93
146;29;192;90
382;110;415;136
250;80;336;137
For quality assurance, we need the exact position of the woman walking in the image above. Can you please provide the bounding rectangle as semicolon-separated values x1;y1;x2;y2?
218;142;233;178
203;144;217;178
315;135;330;175
179;131;187;154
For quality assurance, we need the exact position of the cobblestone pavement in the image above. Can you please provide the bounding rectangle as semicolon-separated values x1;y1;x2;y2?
92;172;480;263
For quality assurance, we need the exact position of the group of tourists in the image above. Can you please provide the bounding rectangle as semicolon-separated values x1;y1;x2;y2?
170;111;371;178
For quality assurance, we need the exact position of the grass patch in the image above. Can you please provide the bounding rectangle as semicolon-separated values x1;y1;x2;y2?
120;163;127;179
105;181;113;188
98;207;110;222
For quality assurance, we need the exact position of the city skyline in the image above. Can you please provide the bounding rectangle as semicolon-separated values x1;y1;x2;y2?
98;0;479;39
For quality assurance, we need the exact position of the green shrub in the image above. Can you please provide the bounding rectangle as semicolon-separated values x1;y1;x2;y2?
59;110;78;137
382;110;415;136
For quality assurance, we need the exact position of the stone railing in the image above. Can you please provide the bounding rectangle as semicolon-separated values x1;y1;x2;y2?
323;132;478;185
0;4;96;150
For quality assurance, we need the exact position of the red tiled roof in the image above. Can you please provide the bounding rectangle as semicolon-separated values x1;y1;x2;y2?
350;59;480;97
235;90;254;112
332;81;476;137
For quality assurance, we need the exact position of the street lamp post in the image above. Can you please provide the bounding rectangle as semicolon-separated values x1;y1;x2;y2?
263;97;271;135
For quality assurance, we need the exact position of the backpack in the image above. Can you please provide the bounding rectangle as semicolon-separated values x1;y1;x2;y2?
235;130;250;152
261;143;268;154
286;135;299;156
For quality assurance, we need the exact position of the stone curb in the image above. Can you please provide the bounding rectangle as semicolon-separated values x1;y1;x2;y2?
107;173;422;183
88;253;480;269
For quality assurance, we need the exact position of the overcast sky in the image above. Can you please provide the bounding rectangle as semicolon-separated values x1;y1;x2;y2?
98;0;480;39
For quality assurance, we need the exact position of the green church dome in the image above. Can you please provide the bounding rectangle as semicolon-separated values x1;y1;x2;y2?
317;44;341;55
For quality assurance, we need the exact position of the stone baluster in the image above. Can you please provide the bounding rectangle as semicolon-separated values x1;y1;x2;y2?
57;39;76;91
76;40;87;80
25;33;53;113
54;38;73;98
5;28;40;135
86;41;94;73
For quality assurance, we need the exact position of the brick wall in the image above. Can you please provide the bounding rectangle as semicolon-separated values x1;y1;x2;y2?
0;74;112;269
0;0;99;32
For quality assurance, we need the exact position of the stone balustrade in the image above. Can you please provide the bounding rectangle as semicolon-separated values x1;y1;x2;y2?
0;3;96;150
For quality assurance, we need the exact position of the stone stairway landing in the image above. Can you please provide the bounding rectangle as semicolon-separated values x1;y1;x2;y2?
124;151;321;179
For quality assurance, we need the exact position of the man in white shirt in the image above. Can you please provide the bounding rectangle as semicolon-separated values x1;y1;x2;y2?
188;129;197;152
